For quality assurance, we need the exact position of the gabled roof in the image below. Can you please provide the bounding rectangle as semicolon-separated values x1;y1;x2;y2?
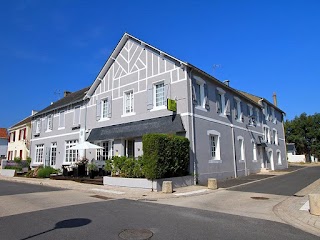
34;87;90;117
239;91;285;114
9;115;32;129
0;128;8;139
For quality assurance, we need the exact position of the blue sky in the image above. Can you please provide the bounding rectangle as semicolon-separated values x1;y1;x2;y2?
1;0;319;128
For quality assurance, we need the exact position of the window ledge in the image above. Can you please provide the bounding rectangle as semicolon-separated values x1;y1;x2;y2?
58;127;65;130
150;106;167;112
209;159;222;163
99;117;110;122
195;106;207;112
121;112;136;118
45;130;52;133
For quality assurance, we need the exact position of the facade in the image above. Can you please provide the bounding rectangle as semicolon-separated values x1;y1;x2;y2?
30;33;287;184
0;128;8;159
7;113;33;160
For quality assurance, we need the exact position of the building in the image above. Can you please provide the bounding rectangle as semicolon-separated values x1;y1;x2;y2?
7;113;33;160
30;33;287;184
0;128;8;159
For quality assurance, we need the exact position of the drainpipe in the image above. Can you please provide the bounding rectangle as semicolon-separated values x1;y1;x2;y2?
188;67;197;185
231;124;237;178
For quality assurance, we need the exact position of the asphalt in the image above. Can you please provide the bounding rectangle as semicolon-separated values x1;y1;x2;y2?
1;164;320;237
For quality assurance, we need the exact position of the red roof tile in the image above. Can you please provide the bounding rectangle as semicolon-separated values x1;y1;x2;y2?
0;128;8;139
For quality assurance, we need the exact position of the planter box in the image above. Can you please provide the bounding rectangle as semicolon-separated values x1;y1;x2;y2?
0;169;16;177
103;175;194;192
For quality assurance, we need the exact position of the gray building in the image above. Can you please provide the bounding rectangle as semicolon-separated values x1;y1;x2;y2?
30;33;287;184
0;128;8;159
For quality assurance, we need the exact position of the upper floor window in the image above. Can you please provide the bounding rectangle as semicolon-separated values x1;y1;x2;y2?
102;98;109;119
271;108;277;124
263;102;269;121
47;115;53;131
193;76;209;110
263;126;271;143
248;104;254;125
36;120;41;133
216;87;229;116
59;111;65;128
154;82;165;107
234;97;243;122
124;90;134;114
255;108;261;125
73;106;80;125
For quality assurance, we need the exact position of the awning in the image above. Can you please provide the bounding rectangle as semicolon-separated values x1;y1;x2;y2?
257;136;268;147
87;114;185;141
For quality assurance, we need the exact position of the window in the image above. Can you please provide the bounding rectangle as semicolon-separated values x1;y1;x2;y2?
273;129;278;145
207;130;221;162
234;97;243;122
216;87;229;116
125;140;135;158
195;82;203;106
73;106;80;125
47;115;53;131
263;126;271;143
277;151;282;165
271;108;276;123
36;120;41;133
65;140;78;163
59;111;65;128
97;141;109;160
238;137;245;161
248;104;254;125
154;82;165;107
19;150;23;159
252;141;257;161
124;91;134;114
263;103;269;121
35;144;44;163
193;76;209;110
101;99;109;119
256;108;260;125
50;142;57;166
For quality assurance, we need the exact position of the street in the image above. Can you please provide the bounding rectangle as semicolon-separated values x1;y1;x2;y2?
0;166;320;239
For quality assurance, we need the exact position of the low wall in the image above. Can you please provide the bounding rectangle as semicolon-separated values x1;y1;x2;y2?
288;155;306;163
0;169;16;177
103;175;194;192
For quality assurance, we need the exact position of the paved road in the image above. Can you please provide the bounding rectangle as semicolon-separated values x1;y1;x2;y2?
0;180;318;240
229;166;320;196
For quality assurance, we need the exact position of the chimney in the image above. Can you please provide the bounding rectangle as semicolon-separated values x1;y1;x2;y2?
273;92;277;106
223;80;230;86
64;91;72;97
31;110;38;116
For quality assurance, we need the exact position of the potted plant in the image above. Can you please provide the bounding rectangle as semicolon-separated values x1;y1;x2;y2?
87;162;98;179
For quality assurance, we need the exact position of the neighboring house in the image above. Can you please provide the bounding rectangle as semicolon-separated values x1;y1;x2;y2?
7;112;34;160
0;128;8;160
30;33;287;184
286;143;306;163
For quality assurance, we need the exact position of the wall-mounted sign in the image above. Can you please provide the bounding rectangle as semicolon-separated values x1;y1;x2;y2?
167;99;177;112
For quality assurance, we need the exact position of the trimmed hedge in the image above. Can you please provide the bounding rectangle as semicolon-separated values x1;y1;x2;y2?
142;133;190;180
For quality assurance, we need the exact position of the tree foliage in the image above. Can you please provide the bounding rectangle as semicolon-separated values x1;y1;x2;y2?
285;113;320;159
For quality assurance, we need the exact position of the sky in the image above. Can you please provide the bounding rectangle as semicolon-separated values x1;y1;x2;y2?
1;0;319;128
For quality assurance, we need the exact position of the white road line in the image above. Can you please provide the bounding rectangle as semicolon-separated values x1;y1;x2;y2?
91;188;125;195
300;200;309;211
174;189;209;196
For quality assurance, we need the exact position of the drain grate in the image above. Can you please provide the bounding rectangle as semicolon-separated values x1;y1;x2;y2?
90;195;113;200
251;196;269;200
119;229;153;240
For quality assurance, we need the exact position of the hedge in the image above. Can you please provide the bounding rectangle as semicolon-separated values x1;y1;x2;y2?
142;133;190;180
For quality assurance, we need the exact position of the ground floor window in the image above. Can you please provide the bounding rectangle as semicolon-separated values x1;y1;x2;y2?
35;144;44;163
277;150;282;165
238;137;245;161
50;142;57;166
252;142;257;161
65;140;78;163
125;139;135;158
96;140;114;160
207;130;221;161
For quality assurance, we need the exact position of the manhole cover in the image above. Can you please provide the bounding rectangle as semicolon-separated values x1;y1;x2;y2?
119;229;153;240
90;195;113;200
251;196;269;200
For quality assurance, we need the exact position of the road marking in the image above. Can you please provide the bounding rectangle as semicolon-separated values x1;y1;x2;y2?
300;200;309;211
174;189;209;196
91;188;125;195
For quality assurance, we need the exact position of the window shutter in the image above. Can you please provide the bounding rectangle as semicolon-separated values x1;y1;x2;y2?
107;97;112;118
13;132;16;142
234;98;238;119
225;98;231;115
192;78;197;104
147;84;153;110
216;90;220;113
24;128;26;140
164;83;169;107
96;99;101;121
204;83;210;110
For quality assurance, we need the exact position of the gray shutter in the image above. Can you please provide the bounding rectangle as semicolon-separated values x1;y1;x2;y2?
225;98;231;115
204;83;209;110
107;97;112;118
96;99;101;121
147;84;153;110
164;83;169;107
192;78;197;104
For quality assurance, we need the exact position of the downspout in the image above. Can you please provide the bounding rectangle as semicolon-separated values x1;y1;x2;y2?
231;124;237;178
282;113;288;168
188;67;197;185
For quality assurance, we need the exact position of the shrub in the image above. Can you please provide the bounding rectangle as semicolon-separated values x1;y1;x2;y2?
4;165;22;172
37;166;58;178
26;157;32;167
105;156;144;178
14;157;22;164
142;133;190;180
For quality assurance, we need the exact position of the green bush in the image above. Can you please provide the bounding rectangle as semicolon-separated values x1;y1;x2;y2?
142;133;190;180
4;165;22;171
14;157;22;164
26;157;32;167
105;156;144;178
37;166;58;178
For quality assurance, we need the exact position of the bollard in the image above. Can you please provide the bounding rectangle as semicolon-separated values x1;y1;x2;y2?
162;181;173;193
309;194;320;216
208;178;217;190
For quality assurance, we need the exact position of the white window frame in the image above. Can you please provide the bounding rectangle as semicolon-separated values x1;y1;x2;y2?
73;106;81;125
207;130;221;162
101;98;109;119
276;150;282;165
238;136;245;161
273;128;278;145
153;81;166;110
194;77;206;110
122;90;135;116
65;140;78;163
216;87;227;116
35;144;44;163
234;97;243;122
263;125;271;143
50;142;57;166
59;111;65;129
46;115;53;132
